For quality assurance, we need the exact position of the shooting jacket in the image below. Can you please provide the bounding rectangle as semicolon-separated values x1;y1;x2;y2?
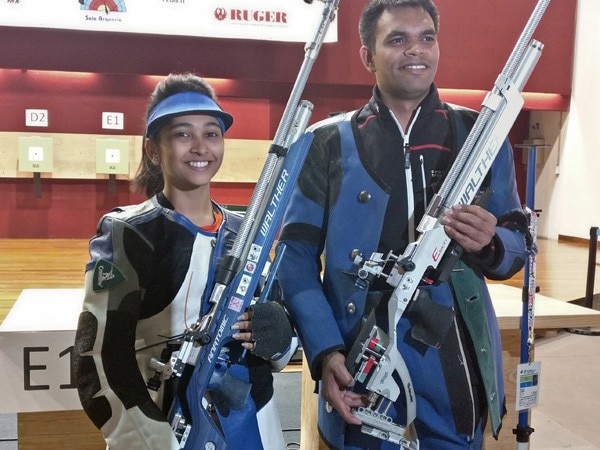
278;85;529;448
73;194;274;450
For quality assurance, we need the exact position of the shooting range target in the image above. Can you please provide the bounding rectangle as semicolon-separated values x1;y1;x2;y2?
79;0;127;13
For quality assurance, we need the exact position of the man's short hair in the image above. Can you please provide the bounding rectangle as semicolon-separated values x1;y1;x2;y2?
359;0;440;50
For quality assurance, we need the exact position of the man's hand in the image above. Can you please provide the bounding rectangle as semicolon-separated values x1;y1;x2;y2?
321;351;366;425
441;204;496;254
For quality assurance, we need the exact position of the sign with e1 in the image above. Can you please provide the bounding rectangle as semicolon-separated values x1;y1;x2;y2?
102;112;124;130
0;330;81;413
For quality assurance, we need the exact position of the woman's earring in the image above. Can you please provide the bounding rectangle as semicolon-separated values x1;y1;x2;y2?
152;155;159;165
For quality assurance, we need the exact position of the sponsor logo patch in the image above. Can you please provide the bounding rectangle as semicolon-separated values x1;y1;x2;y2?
92;259;126;292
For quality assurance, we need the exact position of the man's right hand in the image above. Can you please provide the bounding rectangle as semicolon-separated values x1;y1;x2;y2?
321;351;366;425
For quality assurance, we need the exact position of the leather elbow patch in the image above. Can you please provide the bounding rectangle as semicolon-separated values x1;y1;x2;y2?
74;311;98;353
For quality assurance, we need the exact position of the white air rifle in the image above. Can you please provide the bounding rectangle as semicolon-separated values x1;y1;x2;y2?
346;1;551;447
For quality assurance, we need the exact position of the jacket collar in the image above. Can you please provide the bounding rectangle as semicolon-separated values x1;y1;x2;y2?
361;83;442;129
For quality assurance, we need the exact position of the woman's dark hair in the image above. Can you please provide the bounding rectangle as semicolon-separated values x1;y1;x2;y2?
131;73;218;197
359;0;440;51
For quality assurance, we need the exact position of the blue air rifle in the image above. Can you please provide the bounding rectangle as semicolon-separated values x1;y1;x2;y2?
159;1;340;448
346;1;551;448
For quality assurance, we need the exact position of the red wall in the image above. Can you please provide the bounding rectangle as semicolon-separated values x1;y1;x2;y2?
0;0;577;238
0;71;274;139
0;179;255;239
0;1;576;95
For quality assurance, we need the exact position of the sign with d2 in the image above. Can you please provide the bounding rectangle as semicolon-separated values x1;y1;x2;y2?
25;109;49;127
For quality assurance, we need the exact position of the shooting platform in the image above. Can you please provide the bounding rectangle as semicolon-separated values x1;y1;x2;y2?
0;288;104;449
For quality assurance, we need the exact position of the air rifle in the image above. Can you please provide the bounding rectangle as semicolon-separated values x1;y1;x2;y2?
156;1;340;449
346;1;551;447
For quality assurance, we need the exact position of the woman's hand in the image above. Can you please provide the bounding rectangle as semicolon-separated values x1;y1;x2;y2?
231;310;256;351
231;301;293;360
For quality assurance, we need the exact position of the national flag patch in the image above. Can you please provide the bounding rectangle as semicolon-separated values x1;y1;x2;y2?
228;296;244;313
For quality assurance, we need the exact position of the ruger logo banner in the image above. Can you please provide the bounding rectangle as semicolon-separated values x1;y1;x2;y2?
0;0;337;43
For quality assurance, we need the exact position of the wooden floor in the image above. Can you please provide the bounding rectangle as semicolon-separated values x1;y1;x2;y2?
0;237;597;449
0;239;90;324
2;237;595;324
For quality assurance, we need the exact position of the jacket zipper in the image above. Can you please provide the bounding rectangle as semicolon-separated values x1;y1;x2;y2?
420;155;427;208
389;108;421;243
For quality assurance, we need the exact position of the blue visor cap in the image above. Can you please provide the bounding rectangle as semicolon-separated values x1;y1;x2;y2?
145;92;234;138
